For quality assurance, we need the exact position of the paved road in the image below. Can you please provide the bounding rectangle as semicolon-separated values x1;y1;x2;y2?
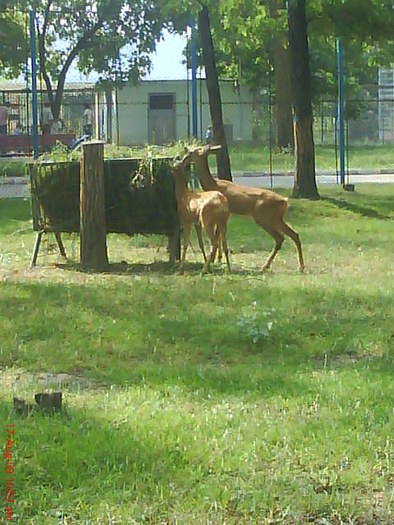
1;172;394;199
233;172;394;189
0;180;30;199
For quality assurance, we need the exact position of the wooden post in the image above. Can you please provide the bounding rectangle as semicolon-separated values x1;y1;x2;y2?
80;141;108;271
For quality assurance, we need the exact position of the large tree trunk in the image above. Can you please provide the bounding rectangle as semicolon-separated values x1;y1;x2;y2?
269;0;294;151
198;6;232;181
287;0;319;199
272;39;294;150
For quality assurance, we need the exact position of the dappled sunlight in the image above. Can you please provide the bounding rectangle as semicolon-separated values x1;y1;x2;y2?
0;186;393;522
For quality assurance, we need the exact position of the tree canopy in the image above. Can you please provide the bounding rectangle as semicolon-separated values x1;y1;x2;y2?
5;0;166;118
2;0;393;108
0;4;27;77
211;0;394;99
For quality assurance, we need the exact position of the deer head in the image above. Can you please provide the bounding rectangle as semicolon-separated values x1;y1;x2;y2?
182;144;222;164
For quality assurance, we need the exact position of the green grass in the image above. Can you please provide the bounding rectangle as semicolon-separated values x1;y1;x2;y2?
0;186;393;524
1;143;393;178
0;159;27;178
227;143;394;173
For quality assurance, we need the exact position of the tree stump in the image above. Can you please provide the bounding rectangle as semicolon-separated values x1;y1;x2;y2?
80;141;108;271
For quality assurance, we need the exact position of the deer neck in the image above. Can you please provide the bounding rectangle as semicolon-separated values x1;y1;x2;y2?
174;177;189;203
196;158;217;191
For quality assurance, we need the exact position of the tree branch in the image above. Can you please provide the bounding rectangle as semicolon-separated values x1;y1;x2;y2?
36;1;54;106
54;18;103;115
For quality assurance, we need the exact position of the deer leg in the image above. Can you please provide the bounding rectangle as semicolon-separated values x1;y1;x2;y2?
220;224;231;272
254;219;284;271
168;224;181;265
278;220;305;272
179;223;192;273
201;221;218;274
194;224;207;262
214;226;222;263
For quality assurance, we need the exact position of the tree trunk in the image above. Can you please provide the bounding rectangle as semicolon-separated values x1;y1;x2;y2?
36;13;102;122
269;0;294;151
80;142;108;271
272;39;294;150
198;6;232;181
287;0;319;199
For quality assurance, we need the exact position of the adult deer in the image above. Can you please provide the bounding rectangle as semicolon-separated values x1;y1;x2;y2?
184;145;305;272
172;155;231;274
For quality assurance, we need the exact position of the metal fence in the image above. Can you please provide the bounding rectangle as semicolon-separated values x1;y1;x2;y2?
312;97;394;145
0;85;97;153
1;80;394;174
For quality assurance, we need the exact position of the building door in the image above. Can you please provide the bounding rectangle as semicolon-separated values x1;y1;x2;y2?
148;93;175;144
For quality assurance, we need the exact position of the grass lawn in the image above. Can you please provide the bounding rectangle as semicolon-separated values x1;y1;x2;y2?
1;143;394;179
0;185;393;524
227;143;394;173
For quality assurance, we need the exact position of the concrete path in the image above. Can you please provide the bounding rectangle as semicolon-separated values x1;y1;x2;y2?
233;172;394;189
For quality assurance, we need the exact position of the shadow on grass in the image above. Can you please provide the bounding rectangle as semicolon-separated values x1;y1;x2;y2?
0;397;296;523
0;398;216;522
1;278;391;399
0;365;391;524
55;260;271;278
321;196;392;221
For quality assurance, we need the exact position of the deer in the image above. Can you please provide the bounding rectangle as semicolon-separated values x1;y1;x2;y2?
172;154;231;274
183;144;305;272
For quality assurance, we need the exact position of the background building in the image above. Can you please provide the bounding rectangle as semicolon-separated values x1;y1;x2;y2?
116;79;254;145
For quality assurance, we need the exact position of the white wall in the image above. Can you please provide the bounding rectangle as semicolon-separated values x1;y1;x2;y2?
117;79;254;145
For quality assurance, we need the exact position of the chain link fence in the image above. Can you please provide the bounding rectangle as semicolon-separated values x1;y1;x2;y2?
2;79;394;199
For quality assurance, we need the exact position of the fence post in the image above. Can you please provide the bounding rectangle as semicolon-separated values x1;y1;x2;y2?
337;38;346;186
80;141;108;270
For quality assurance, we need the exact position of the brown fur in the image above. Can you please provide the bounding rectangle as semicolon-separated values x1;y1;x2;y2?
172;159;231;274
185;145;304;272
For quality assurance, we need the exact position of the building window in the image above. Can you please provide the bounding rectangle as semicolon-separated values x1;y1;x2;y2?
149;94;174;110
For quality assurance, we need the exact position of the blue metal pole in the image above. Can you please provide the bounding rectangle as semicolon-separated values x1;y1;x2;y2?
337;39;345;185
199;72;203;141
29;10;39;159
190;16;198;139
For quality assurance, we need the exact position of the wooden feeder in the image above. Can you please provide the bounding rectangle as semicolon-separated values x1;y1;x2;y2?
28;151;180;267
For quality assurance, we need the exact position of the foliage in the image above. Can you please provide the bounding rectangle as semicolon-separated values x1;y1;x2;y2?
13;0;167;118
0;5;27;76
308;0;394;100
0;185;393;523
0;159;27;178
28;155;179;235
200;0;394;101
38;143;82;162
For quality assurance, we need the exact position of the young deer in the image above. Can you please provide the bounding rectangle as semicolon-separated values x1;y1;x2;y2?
172;156;231;274
184;145;305;272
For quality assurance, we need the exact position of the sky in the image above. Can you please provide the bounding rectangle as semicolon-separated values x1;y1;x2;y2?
146;31;188;80
69;30;188;83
